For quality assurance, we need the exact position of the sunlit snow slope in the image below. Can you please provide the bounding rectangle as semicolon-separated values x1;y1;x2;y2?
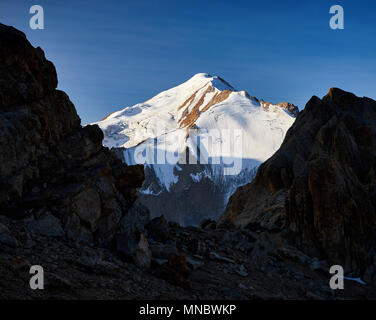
93;73;297;226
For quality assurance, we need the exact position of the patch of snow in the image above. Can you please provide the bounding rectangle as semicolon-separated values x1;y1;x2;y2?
139;186;162;196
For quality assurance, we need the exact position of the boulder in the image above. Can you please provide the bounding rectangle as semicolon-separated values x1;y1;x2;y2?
145;215;170;243
115;232;151;268
157;253;191;289
26;213;64;238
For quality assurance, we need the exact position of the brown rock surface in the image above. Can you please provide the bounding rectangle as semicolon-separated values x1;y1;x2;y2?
260;99;299;117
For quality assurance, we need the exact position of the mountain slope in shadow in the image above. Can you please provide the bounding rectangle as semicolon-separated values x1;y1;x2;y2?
220;88;376;279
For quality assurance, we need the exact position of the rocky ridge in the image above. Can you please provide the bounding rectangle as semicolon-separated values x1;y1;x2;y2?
220;88;376;282
0;23;146;259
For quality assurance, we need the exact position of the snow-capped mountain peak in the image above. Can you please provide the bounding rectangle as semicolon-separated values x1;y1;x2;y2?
93;74;298;226
97;73;241;148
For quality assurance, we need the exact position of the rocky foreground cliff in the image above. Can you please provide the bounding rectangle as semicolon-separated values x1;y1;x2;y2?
0;23;375;299
0;23;148;258
220;88;376;281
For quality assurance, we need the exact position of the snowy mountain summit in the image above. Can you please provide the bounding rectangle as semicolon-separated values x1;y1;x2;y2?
94;73;298;226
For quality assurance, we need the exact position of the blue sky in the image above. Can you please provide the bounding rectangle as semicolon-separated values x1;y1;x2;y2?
1;0;375;123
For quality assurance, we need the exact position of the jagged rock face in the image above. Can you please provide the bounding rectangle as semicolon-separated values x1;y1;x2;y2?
0;23;145;245
220;88;376;276
260;99;299;117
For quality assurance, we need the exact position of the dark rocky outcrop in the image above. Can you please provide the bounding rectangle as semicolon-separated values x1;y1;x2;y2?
4;211;374;299
220;88;376;279
0;23;145;246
